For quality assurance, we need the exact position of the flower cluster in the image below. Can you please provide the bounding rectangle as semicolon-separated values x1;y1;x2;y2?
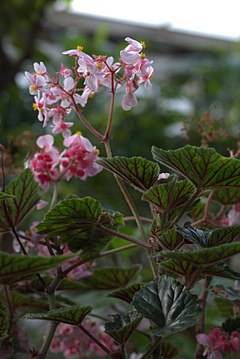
197;327;240;358
50;321;116;358
24;37;153;138
29;133;102;188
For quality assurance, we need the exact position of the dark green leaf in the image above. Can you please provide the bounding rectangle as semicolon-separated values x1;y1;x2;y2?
0;251;69;284
98;156;159;192
25;305;92;325
0;296;9;339
37;197;124;256
2;291;48;311
157;243;240;267
105;311;142;344
76;267;140;290
155;227;184;250
132;275;200;337
152;145;240;190
159;259;199;277
214;297;234;318
222;317;240;333
108;283;142;303
142;180;195;221
0;169;40;232
207;226;240;247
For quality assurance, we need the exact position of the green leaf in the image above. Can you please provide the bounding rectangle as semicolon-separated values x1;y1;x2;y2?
0;296;9;339
108;283;142;303
2;291;48;312
142;180;195;221
132;275;200;337
98;156;159;192
37;197;124;256
213;188;240;205
105;311;142;344
155;227;184;250
160;342;179;358
25;305;92;325
152;145;240;190
76;267;140;290
0;169;40;232
0;251;69;284
0;193;15;200
157;242;240;267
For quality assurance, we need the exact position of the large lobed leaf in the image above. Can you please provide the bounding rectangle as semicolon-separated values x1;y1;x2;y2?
157;242;240;267
0;169;40;232
0;251;69;284
37;197;124;257
132;275;200;337
98;156;160;192
152;145;240;190
25;305;92;326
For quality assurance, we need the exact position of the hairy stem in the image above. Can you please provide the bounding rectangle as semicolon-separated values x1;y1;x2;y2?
79;324;113;357
141;336;162;359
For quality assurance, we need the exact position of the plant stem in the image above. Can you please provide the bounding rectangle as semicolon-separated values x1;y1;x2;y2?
103;72;115;142
195;276;212;359
79;324;114;357
49;182;58;210
141;336;162;359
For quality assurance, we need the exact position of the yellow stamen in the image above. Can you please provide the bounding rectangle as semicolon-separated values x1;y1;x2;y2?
76;131;82;136
97;62;102;69
140;53;146;59
141;41;146;48
36;72;41;75
77;45;84;52
30;85;37;91
93;149;100;155
32;103;38;111
89;93;95;99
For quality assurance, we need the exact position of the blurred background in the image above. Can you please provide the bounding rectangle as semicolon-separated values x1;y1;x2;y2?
1;0;240;213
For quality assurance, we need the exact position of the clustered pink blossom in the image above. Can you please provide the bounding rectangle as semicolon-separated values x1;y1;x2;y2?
50;321;116;358
196;327;240;358
24;37;153;138
29;133;102;189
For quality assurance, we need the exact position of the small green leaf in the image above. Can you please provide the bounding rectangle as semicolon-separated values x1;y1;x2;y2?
105;311;142;344
1;291;48;311
157;242;240;267
155;227;184;250
0;169;40;232
152;145;240;190
132;275;200;337
76;267;140;290
142;180;195;221
207;226;240;247
108;283;142;303
159;259;199;277
98;156;159;192
0;251;69;284
0;296;9;339
37;197;123;256
25;305;92;325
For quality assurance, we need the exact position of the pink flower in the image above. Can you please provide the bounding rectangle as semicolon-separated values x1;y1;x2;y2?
227;204;240;226
60;133;102;181
50;320;117;358
29;135;60;189
25;72;46;95
33;61;47;76
51;118;74;138
196;328;240;358
120;37;143;64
